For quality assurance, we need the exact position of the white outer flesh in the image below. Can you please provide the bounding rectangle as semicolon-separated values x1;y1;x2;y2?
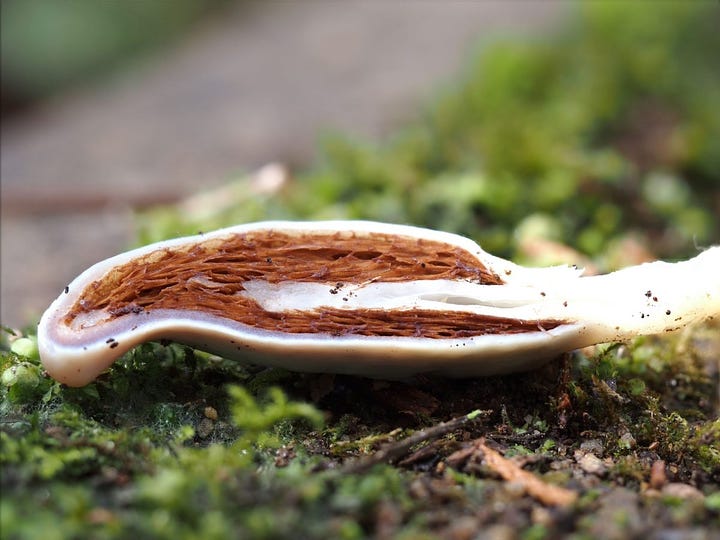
37;221;720;387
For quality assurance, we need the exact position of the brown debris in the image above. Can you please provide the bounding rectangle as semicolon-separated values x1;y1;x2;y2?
203;406;218;421
649;459;667;490
455;439;578;507
371;382;440;418
342;410;489;474
445;445;478;469
479;440;577;507
374;499;402;540
274;445;296;468
660;483;705;500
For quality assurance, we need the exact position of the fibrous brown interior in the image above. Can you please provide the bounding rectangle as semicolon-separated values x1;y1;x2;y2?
65;229;564;338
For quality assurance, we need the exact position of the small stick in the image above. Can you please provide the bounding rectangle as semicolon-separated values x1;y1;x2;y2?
477;439;578;507
342;409;489;474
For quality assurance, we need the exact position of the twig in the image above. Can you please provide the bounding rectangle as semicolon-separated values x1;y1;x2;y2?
342;409;490;474
477;439;578;507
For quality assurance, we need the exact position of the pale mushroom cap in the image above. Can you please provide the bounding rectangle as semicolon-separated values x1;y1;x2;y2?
38;221;720;387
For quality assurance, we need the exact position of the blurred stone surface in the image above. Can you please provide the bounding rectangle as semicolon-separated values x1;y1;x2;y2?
1;1;567;326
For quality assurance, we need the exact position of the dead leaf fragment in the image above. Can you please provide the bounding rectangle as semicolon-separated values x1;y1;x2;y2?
649;459;667;490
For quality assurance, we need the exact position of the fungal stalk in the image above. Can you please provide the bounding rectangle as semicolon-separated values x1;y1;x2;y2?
38;221;719;387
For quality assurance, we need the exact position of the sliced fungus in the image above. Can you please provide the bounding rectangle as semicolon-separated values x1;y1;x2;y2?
61;230;565;339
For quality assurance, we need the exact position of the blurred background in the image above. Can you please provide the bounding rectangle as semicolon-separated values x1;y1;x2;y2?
2;1;718;327
1;1;566;326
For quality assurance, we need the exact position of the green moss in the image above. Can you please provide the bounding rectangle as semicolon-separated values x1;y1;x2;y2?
522;524;550;540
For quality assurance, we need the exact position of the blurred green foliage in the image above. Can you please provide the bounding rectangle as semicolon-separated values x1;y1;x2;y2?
1;0;228;103
138;2;720;267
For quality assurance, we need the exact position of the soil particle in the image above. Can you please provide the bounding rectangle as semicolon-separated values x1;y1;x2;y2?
576;451;607;476
579;438;604;456
196;418;214;439
648;528;715;540
660;483;704;501
446;516;480;540
203;406;218;421
618;431;637;449
650;460;667;490
589;488;643;540
474;524;516;540
374;499;402;540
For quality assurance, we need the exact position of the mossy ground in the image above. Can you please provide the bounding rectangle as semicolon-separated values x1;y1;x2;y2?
2;3;719;539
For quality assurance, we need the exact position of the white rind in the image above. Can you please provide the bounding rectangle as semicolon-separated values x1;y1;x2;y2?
38;221;720;387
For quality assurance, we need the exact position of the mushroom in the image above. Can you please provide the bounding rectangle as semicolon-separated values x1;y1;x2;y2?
38;221;719;387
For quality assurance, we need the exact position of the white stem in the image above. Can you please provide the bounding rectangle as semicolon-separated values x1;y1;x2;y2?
451;246;720;345
238;247;720;348
544;246;720;344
